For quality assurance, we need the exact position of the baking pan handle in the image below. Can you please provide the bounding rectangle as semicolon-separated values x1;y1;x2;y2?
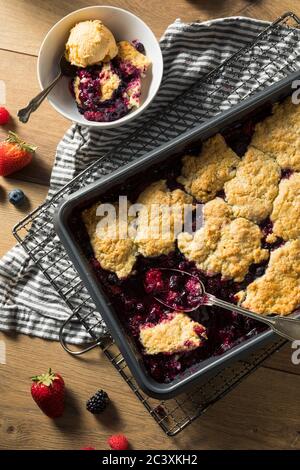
59;312;102;355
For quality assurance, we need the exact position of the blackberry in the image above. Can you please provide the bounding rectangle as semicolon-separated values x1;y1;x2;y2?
86;390;109;414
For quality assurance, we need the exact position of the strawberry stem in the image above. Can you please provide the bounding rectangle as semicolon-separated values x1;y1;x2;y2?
31;368;58;387
6;131;37;153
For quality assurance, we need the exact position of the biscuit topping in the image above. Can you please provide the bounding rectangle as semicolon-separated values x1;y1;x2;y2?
82;202;137;278
178;198;232;266
252;97;300;171
178;134;240;202
224;146;280;223
117;40;151;76
241;239;300;315
178;198;268;282
269;172;300;241
135;180;193;257
139;312;207;355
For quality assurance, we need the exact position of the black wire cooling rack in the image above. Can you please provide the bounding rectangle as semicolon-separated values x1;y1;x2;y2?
13;12;300;435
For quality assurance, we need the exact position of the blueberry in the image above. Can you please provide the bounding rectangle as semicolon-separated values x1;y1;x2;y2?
107;273;121;286
254;266;266;278
281;168;293;179
132;40;146;55
8;189;25;206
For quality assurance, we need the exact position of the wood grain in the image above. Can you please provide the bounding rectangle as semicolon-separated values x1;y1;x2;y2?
1;0;300;451
0;49;68;185
264;343;300;375
0;333;300;450
0;178;48;256
0;0;252;56
241;0;300;21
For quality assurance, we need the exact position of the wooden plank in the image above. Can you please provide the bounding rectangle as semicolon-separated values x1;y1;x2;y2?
241;0;300;22
182;365;300;450
0;332;300;449
263;343;300;375
0;0;253;56
0;177;48;256
0;49;69;185
2;0;298;61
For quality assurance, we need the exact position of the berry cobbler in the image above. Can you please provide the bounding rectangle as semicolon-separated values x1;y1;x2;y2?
73;96;300;383
65;20;151;122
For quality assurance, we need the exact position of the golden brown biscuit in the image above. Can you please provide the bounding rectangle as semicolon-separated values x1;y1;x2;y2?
178;134;240;202
135;180;193;257
82;202;137;278
178;198;232;266
204;218;269;282
178;198;268;282
139;312;207;355
224;146;280;223
252;97;300;170
99;63;121;101
241;239;300;315
117;41;151;75
269;173;300;241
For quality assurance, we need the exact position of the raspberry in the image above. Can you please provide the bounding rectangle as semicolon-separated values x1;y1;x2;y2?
0;107;10;125
107;434;129;450
81;446;96;450
144;268;164;293
185;278;201;296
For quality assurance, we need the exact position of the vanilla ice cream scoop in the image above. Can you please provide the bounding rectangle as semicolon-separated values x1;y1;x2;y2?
65;20;118;67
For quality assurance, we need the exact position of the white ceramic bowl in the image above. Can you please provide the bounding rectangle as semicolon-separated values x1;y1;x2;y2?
37;6;163;128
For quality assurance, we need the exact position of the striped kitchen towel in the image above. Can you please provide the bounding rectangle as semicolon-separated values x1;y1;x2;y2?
0;16;298;344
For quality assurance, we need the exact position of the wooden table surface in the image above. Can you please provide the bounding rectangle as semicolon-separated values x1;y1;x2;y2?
1;0;300;450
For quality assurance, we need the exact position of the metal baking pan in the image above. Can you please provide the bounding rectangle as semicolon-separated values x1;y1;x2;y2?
54;71;299;399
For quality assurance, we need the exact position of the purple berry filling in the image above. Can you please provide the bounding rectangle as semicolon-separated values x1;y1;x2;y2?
144;268;165;293
70;40;146;123
70;108;291;383
260;218;285;251
281;168;293;179
78;249;268;384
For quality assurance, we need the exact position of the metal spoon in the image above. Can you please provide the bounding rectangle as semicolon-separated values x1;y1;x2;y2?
18;55;77;123
153;268;300;342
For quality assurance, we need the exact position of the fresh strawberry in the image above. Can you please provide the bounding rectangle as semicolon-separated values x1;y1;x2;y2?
0;107;10;125
107;434;129;450
31;368;65;418
0;131;36;176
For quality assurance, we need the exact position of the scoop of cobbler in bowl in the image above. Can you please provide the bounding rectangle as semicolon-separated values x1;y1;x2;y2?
37;7;163;127
71;40;151;122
